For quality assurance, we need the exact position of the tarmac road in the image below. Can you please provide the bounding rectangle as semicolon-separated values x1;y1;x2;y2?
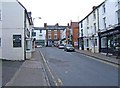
40;47;118;86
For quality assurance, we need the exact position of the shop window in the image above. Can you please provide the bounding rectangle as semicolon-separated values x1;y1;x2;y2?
87;39;89;47
101;37;107;48
13;35;22;47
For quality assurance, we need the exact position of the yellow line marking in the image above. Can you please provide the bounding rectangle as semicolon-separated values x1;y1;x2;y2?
40;50;63;86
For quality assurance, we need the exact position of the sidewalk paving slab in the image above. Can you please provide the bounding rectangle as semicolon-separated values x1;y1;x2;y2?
5;48;49;86
75;49;119;65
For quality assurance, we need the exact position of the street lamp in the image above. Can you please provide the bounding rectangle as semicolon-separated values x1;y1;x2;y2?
33;17;41;26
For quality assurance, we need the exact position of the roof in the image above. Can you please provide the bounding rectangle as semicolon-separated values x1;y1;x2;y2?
79;1;105;23
17;0;33;25
71;22;79;28
46;25;67;30
34;27;45;30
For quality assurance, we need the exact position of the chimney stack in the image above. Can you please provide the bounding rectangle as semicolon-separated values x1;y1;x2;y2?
44;23;47;28
92;6;97;10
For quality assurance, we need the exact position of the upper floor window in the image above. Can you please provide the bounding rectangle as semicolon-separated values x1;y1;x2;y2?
118;9;120;24
54;30;57;34
93;11;96;20
54;35;57;39
87;17;89;24
48;35;51;39
48;30;51;34
0;10;1;21
0;38;1;47
81;21;83;28
32;32;36;36
40;30;42;33
102;4;106;14
94;23;96;33
103;17;106;29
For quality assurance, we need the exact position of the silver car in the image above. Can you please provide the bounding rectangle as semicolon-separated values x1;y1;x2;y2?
58;44;65;49
64;44;75;52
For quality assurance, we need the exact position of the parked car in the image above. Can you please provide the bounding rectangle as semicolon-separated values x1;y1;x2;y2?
35;45;42;48
64;44;75;52
58;44;65;49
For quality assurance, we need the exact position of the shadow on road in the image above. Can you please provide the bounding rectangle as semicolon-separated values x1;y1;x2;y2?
2;60;24;86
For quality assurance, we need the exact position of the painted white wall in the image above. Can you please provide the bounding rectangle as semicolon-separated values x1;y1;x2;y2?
2;1;25;60
61;28;67;45
79;7;99;53
99;0;117;32
0;2;2;59
98;0;118;51
33;29;46;40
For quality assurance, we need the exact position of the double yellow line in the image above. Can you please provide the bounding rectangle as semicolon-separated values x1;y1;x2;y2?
39;50;63;86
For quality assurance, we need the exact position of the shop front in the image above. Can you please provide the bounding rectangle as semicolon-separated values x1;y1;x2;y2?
100;26;120;56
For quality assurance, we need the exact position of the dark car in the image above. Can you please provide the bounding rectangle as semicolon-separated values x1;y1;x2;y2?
64;44;75;52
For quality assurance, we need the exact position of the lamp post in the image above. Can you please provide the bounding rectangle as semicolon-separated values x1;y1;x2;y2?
33;17;41;26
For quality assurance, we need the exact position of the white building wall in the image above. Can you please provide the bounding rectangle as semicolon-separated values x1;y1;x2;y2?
83;18;89;51
2;1;25;60
61;29;66;45
99;0;117;32
80;7;99;53
33;30;46;40
0;2;2;59
99;0;118;51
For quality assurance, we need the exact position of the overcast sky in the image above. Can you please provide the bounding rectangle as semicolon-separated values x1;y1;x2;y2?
18;0;105;27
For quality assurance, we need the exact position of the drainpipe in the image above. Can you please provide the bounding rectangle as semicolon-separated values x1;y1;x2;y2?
24;10;27;60
97;7;101;53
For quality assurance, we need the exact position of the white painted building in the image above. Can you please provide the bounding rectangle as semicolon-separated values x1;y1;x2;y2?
79;6;100;53
61;28;67;45
0;1;2;59
32;27;46;47
98;0;120;55
1;0;33;60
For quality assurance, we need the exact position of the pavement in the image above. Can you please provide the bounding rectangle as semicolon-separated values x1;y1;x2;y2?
3;48;50;87
75;49;120;65
1;47;119;87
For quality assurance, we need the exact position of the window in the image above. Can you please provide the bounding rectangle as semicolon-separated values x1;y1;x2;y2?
118;9;120;24
0;10;1;21
87;39;89;47
94;23;96;34
32;32;36;36
81;22;83;28
0;38;1;47
54;35;57;39
40;30;42;33
87;17;89;24
102;4;106;14
93;11;96;20
103;17;106;29
54;30;57;34
39;34;42;36
48;35;51;39
13;35;22;47
95;39;97;46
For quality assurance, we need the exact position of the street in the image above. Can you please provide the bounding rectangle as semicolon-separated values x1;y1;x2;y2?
39;47;118;86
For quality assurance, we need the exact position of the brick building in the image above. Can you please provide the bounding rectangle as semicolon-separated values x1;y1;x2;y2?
44;23;66;46
70;22;79;48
